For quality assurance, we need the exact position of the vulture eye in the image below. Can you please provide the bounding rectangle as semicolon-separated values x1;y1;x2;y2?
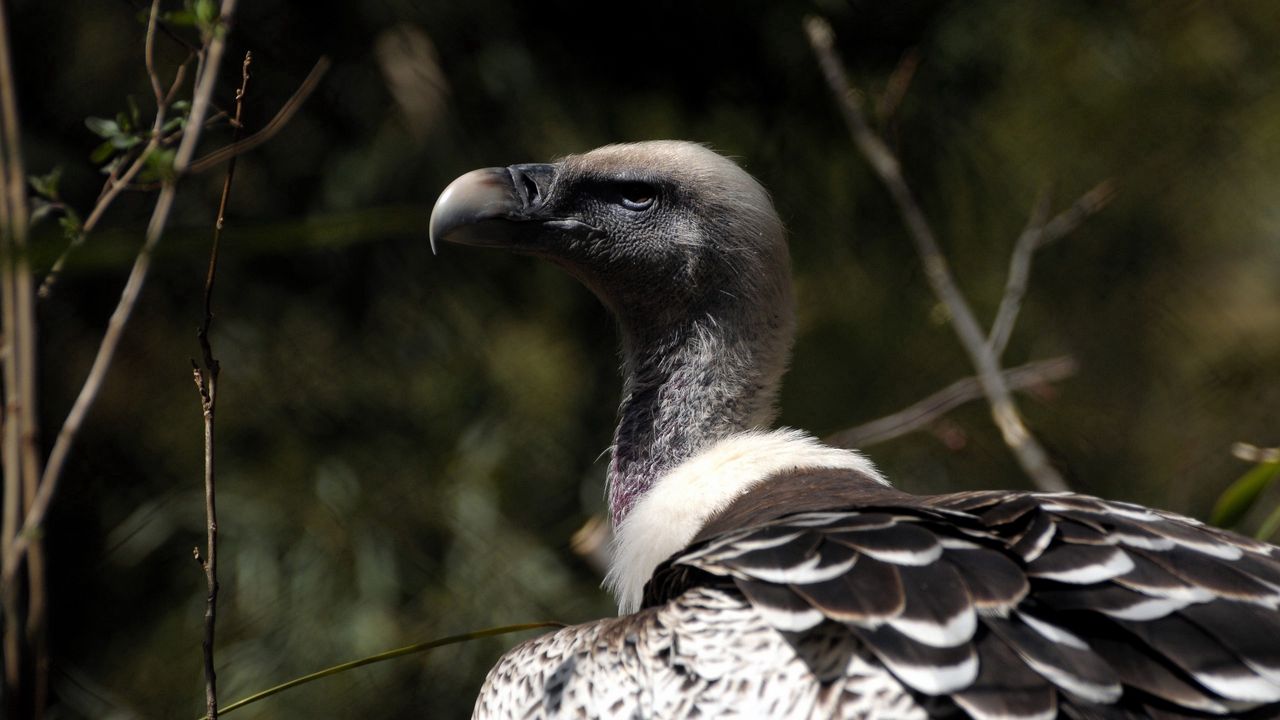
616;182;656;211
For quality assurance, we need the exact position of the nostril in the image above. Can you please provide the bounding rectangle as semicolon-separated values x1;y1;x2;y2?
520;172;541;207
509;167;542;209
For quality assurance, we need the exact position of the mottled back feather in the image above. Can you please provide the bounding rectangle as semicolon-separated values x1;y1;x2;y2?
633;469;1280;719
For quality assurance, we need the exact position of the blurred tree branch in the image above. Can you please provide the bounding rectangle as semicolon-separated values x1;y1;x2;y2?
989;181;1116;358
827;356;1077;449
806;16;1112;493
188;56;330;175
0;0;45;712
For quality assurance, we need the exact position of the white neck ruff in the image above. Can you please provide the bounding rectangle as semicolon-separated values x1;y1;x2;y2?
605;428;885;614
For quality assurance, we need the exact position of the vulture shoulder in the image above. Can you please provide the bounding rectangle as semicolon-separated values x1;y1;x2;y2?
478;466;1280;719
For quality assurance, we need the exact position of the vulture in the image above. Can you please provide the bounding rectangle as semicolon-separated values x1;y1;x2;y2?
429;141;1280;719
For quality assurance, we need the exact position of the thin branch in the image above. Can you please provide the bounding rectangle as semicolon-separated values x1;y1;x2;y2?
187;56;330;175
11;0;241;573
806;16;1069;492
37;54;191;299
0;0;47;712
1042;179;1117;246
143;0;164;108
192;48;249;720
826;356;1077;449
988;191;1052;359
988;181;1115;358
875;48;919;126
194;623;566;720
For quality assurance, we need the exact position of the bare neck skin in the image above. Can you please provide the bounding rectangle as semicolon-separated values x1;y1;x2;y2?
606;296;792;527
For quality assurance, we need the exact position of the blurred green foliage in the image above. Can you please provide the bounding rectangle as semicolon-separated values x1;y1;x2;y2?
8;0;1279;716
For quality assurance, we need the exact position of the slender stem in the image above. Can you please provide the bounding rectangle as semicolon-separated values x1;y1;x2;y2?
988;192;1051;359
988;180;1115;358
0;0;46;712
194;48;249;720
195;623;565;720
187;56;329;175
826;356;1077;449
806;16;1068;492
143;0;164;107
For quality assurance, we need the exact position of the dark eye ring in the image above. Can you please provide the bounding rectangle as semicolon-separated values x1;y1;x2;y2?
617;182;656;211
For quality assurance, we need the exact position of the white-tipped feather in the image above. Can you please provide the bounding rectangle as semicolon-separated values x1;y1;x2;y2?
881;651;979;695
1030;548;1134;584
887;607;978;648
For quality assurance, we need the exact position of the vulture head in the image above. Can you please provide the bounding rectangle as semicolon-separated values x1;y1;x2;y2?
431;141;792;340
432;142;810;532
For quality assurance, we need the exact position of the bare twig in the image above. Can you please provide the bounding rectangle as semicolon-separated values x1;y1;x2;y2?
875;48;920;126
143;0;164;107
988;191;1052;359
187;56;330;175
192;48;249;720
1041;180;1117;246
11;0;240;577
988;181;1115;358
826;356;1077;449
806;16;1069;492
0;0;47;711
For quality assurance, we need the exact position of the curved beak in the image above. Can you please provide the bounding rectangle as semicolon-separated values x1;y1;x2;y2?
428;163;558;254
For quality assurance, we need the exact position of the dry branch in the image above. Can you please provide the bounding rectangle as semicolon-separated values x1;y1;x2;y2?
187;56;330;175
0;0;47;711
989;181;1115;358
191;47;250;720
826;356;1077;449
806;16;1069;492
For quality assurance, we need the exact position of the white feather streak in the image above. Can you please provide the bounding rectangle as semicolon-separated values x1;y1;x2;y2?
880;650;979;695
1031;548;1134;584
887;607;977;648
607;428;884;613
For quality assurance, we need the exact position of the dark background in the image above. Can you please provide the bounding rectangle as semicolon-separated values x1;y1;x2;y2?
9;0;1280;716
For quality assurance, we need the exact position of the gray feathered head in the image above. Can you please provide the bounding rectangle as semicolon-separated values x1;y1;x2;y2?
430;141;794;346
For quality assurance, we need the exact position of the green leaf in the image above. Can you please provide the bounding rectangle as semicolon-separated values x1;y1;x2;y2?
29;197;55;224
28;167;63;199
161;115;186;134
58;208;83;240
99;155;126;176
1211;461;1280;528
162;9;198;26
85;116;120;139
90;140;116;164
171;99;191;112
195;0;216;26
1256;502;1280;542
142;147;177;183
109;133;142;150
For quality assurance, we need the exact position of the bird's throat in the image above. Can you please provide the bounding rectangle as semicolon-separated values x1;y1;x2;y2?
607;316;786;527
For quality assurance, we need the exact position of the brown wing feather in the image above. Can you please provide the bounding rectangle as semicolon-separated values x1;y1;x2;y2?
646;469;1280;719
